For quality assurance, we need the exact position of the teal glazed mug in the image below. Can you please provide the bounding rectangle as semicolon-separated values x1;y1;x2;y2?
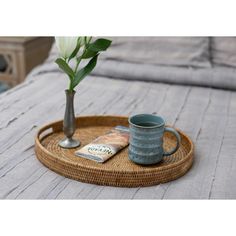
128;114;181;165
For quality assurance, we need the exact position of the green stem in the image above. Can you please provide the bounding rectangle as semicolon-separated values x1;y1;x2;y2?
68;79;73;92
74;42;88;74
68;73;75;92
71;37;92;89
74;57;82;73
87;36;92;44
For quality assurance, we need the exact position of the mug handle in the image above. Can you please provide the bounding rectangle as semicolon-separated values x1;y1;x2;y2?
163;127;181;156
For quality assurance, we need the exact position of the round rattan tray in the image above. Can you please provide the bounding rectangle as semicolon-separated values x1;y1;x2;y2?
35;115;194;187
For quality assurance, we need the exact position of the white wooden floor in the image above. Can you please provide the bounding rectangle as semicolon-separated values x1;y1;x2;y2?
0;71;236;199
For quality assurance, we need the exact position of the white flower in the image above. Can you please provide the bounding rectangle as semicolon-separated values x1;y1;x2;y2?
55;37;78;59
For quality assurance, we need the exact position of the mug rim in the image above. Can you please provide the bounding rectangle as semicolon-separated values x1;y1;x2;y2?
128;114;165;129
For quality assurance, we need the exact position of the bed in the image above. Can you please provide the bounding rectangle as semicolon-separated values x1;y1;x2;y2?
0;37;236;199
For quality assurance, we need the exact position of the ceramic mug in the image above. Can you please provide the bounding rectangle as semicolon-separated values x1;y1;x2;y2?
128;114;181;165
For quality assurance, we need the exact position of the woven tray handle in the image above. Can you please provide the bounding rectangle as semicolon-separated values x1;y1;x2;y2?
163;127;181;156
37;121;62;141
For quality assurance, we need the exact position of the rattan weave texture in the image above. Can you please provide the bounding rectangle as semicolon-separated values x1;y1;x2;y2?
35;116;194;187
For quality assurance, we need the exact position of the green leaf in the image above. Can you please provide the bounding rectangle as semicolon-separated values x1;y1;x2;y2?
88;38;112;52
81;38;112;59
69;38;81;61
81;49;98;59
72;54;98;88
55;58;75;79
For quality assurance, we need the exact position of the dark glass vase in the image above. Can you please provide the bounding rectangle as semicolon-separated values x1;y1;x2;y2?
59;90;80;149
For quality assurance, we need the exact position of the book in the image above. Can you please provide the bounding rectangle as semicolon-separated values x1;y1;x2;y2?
75;126;129;163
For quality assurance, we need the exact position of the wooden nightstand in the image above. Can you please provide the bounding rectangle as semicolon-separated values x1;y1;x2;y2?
0;37;53;87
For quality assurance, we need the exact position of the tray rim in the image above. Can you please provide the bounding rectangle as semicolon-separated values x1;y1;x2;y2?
35;115;194;174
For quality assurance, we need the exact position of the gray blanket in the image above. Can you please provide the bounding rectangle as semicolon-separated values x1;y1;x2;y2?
94;60;236;90
31;42;236;91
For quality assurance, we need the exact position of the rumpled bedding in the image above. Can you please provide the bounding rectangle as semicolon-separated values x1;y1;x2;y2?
2;37;236;199
29;38;236;91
